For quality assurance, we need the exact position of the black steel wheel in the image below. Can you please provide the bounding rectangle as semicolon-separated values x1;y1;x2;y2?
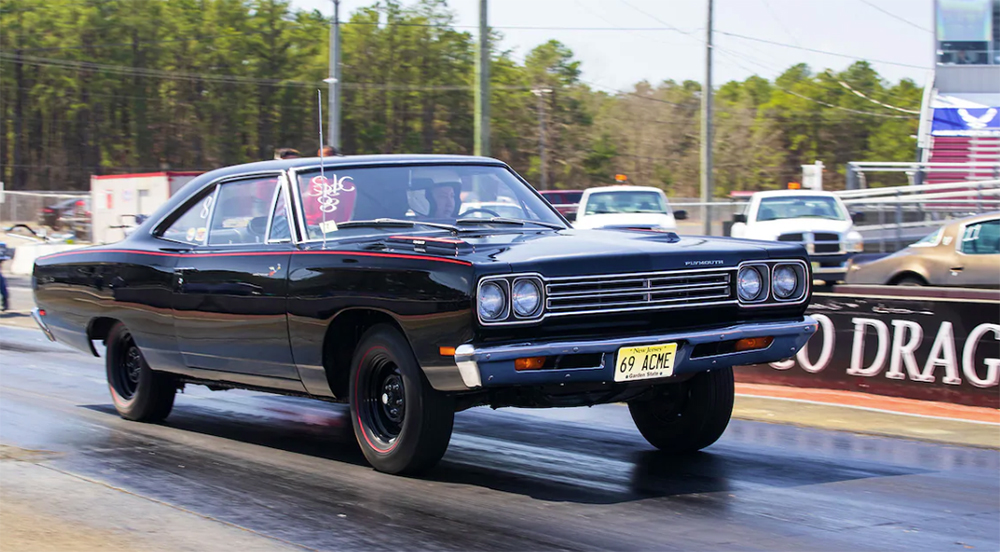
106;322;176;422
350;324;454;474
628;367;734;454
361;358;406;446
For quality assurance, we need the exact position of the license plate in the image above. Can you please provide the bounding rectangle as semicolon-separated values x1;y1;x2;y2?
614;342;678;382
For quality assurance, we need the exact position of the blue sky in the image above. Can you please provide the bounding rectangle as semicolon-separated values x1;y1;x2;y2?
292;0;935;90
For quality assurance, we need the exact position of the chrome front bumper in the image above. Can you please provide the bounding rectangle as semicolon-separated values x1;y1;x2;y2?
453;317;818;389
31;308;56;342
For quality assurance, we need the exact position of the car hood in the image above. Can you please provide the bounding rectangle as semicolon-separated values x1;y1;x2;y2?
455;229;792;277
745;218;852;240
574;213;676;230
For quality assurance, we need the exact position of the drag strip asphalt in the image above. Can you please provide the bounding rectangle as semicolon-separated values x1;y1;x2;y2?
1;326;998;550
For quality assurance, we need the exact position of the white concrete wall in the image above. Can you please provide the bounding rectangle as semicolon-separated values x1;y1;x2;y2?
10;243;87;275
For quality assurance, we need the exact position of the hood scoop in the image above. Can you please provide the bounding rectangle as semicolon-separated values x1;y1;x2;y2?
624;228;681;243
385;235;474;256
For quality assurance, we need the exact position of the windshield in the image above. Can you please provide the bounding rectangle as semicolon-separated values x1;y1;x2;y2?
294;164;562;239
910;227;943;248
584;190;668;215
756;196;846;222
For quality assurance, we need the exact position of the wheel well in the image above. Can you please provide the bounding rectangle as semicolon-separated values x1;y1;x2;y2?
888;271;927;285
322;309;405;399
87;317;120;357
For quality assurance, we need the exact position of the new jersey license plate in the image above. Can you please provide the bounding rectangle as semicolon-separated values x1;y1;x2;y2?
614;342;678;382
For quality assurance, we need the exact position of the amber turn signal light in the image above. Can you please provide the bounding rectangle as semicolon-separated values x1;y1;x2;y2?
735;336;774;352
439;346;456;356
514;357;547;371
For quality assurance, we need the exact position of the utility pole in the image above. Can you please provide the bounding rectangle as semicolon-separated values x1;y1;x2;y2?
532;89;552;190
474;0;490;156
700;0;714;235
327;0;342;151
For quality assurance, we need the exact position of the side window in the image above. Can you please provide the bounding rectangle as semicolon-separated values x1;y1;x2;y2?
160;192;215;245
268;187;291;242
208;177;279;246
961;220;1000;255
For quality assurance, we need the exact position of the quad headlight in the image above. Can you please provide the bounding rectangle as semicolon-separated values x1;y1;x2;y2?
772;265;798;299
512;278;542;317
478;276;545;324
737;266;764;302
478;281;507;321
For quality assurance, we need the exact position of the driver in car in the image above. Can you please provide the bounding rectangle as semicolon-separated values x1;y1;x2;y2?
424;181;461;219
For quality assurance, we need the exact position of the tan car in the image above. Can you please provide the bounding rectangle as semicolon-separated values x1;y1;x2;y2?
845;212;1000;288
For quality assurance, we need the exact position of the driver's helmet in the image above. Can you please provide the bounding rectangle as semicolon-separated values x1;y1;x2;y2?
409;178;462;218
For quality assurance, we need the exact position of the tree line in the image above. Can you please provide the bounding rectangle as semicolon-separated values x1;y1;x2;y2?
0;0;921;195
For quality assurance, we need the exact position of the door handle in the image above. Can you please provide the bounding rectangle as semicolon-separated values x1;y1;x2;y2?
950;266;964;275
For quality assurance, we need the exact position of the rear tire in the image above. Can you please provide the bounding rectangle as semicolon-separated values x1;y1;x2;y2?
628;367;734;453
349;324;454;474
894;276;926;286
106;322;176;422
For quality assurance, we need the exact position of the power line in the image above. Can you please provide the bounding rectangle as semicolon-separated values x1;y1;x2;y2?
857;0;933;33
757;0;802;47
0;53;535;90
716;30;931;69
832;76;920;114
710;48;917;119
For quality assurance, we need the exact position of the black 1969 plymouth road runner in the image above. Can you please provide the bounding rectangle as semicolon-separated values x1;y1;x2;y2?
32;155;817;474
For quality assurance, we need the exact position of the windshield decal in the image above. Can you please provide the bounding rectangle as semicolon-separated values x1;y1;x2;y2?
307;174;355;213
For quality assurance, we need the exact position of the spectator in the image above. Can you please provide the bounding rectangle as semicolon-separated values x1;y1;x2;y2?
0;242;10;312
274;148;301;160
317;145;340;157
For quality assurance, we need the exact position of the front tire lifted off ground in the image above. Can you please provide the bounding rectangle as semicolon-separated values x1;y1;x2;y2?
349;324;455;474
628;367;734;453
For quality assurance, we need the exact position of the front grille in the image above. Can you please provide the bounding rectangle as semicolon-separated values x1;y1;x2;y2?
777;231;842;255
813;232;842;254
545;269;735;316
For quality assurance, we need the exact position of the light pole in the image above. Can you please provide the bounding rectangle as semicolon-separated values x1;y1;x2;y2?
700;0;714;235
474;0;490;156
532;88;552;190
328;0;341;151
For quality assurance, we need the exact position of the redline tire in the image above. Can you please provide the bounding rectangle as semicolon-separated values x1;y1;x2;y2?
628;367;734;454
349;324;454;474
105;322;176;422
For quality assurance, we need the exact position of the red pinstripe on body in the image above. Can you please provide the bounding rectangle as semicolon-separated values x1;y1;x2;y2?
36;248;472;266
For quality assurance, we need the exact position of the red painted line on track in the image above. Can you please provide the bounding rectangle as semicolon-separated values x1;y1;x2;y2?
736;382;1000;424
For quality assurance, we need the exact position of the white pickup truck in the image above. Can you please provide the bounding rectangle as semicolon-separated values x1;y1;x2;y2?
573;186;686;230
730;190;864;285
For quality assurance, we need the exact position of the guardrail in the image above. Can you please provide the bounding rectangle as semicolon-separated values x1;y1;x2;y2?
841;179;1000;252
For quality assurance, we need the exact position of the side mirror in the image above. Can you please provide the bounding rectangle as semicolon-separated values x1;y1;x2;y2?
851;211;865;223
733;213;747;223
564;212;577;223
673;210;688;221
134;214;149;225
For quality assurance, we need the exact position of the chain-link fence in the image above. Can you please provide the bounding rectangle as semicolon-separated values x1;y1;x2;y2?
1;190;91;242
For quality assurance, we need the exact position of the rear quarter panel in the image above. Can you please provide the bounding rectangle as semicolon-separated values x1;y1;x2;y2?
33;248;180;369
